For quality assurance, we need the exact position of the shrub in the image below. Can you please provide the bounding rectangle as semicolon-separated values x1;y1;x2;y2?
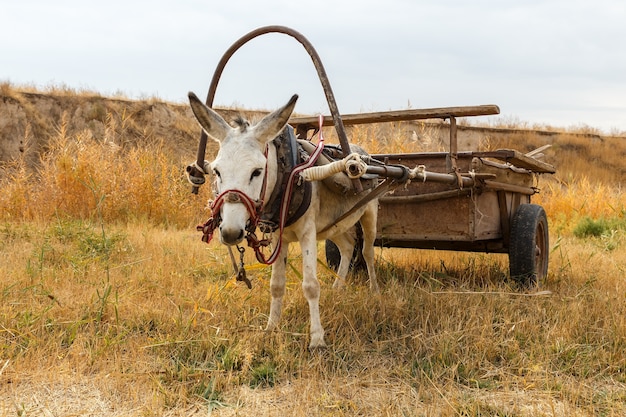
573;217;610;238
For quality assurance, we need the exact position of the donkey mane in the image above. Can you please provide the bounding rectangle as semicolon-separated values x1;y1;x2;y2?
232;116;250;132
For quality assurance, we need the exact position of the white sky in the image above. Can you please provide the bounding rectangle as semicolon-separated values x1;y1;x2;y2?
2;0;625;133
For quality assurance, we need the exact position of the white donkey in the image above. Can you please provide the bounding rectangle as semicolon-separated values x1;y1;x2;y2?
188;92;378;348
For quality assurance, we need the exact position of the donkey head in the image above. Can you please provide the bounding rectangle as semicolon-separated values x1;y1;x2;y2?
188;92;298;245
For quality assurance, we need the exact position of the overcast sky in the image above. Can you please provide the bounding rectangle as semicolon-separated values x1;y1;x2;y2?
2;0;625;133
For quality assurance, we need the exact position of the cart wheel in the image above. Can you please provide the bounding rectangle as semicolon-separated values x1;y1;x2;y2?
509;204;549;287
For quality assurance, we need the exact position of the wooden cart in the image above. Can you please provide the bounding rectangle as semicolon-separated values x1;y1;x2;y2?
193;25;556;286
291;107;555;286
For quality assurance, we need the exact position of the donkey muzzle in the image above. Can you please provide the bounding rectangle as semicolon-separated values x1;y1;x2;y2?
219;224;245;245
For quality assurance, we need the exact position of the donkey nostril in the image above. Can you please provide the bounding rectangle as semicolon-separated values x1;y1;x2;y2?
219;226;245;245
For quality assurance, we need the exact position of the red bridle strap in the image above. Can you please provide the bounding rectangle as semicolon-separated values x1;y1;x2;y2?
250;115;325;264
196;188;262;244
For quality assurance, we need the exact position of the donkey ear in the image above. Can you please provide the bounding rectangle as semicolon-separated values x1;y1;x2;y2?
188;92;231;143
253;94;298;144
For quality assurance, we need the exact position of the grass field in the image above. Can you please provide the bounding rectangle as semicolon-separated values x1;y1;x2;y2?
1;89;625;416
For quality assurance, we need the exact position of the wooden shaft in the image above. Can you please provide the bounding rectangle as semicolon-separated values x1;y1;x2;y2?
289;104;500;128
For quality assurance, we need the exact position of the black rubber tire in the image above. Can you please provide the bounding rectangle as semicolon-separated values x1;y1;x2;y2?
509;204;549;287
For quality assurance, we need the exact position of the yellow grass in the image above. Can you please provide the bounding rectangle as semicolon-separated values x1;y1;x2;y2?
0;108;211;226
1;89;625;416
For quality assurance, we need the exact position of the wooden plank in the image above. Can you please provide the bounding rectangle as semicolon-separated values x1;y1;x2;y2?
371;150;555;174
484;180;536;195
494;149;556;173
497;191;511;246
380;188;472;204
289;104;500;128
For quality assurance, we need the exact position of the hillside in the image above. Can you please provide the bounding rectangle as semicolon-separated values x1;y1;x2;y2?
2;85;625;186
0;86;205;166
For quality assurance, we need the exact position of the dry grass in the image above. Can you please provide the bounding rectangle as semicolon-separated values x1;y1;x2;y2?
2;222;625;416
1;90;626;416
0;93;211;226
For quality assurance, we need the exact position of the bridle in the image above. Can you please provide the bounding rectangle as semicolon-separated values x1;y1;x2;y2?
197;115;326;266
197;188;263;242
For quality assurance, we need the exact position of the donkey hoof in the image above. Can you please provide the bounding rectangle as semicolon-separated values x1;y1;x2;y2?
309;341;327;351
309;334;327;350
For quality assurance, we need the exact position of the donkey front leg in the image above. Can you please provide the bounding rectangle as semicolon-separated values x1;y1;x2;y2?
301;233;326;348
266;242;288;332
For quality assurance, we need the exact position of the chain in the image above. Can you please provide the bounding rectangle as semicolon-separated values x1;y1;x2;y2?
235;246;252;289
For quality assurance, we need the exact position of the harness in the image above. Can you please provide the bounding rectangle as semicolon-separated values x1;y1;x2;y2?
197;117;326;272
258;125;312;233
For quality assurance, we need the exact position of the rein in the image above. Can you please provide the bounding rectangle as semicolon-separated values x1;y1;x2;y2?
248;115;325;264
197;115;326;268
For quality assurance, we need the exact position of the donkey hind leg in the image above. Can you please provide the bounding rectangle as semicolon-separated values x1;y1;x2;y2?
265;242;289;332
360;202;379;292
300;231;326;348
329;233;356;289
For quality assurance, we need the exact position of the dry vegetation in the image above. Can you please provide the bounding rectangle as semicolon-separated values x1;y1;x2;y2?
1;86;625;416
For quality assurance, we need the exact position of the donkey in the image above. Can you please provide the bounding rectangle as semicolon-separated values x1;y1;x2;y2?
188;92;379;348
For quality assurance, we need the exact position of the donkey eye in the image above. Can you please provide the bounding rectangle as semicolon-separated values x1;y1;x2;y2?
250;168;263;181
213;169;221;178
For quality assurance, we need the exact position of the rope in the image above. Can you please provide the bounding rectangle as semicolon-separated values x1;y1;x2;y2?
186;161;212;186
299;152;366;182
408;164;427;182
345;154;367;179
